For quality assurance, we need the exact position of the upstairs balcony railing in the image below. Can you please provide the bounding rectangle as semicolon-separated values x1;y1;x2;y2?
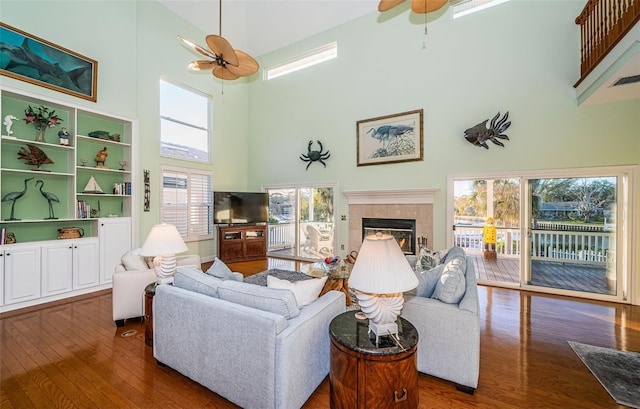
575;0;640;86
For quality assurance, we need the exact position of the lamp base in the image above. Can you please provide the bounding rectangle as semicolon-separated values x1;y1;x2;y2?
368;321;399;346
153;254;177;284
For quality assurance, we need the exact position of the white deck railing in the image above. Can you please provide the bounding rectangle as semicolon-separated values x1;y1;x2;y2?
267;222;334;252
453;226;614;265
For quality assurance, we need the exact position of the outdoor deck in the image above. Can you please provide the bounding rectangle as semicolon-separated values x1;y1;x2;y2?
469;254;613;296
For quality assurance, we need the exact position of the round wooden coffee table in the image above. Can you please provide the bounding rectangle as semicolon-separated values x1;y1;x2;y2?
301;261;353;305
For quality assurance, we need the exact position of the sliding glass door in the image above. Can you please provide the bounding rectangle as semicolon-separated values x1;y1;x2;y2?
265;184;336;261
525;176;620;297
453;178;521;287
450;167;632;302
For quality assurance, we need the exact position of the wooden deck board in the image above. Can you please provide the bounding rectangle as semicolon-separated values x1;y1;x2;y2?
470;254;612;295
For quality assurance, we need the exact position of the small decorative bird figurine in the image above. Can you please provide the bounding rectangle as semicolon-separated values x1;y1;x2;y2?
1;177;34;221
35;179;60;220
17;144;54;171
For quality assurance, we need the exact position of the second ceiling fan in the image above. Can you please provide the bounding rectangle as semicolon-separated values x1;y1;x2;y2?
178;0;258;80
378;0;448;13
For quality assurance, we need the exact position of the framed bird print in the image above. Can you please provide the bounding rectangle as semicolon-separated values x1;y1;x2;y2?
356;109;423;166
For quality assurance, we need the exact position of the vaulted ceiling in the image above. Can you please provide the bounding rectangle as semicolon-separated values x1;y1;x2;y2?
158;0;378;58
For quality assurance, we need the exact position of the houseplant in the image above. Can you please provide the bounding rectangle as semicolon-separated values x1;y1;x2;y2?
24;105;62;143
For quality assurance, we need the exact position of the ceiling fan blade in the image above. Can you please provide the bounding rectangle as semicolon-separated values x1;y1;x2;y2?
226;51;259;77
212;66;240;80
188;60;217;71
410;0;447;13
178;36;217;59
378;0;406;12
206;35;239;67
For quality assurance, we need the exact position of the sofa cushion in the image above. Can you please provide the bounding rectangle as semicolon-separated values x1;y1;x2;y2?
205;257;236;280
121;248;149;271
267;275;328;307
414;263;445;298
431;255;467;304
218;280;301;319
174;267;222;298
415;246;439;272
440;246;466;264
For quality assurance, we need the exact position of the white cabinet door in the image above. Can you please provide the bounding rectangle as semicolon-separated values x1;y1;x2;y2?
74;238;100;289
4;244;41;305
41;242;74;297
0;247;4;306
99;218;131;284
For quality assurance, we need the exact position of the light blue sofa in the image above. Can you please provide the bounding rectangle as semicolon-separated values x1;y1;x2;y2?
153;267;346;409
401;247;480;394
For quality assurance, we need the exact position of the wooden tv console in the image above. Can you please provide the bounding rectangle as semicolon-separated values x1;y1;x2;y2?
217;225;267;263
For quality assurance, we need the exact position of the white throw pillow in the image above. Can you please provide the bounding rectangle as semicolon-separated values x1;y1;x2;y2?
205;257;235;280
121;248;149;271
267;275;328;307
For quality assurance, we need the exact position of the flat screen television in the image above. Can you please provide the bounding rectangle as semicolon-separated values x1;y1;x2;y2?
213;191;269;225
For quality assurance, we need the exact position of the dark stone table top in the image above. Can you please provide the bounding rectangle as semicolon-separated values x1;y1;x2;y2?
329;311;418;356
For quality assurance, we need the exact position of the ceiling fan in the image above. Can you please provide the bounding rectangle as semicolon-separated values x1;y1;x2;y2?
378;0;460;14
178;1;258;80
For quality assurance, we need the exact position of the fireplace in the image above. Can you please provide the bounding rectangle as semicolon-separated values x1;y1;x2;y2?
362;218;416;255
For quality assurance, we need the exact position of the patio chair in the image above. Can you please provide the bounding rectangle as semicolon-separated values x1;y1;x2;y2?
306;224;333;255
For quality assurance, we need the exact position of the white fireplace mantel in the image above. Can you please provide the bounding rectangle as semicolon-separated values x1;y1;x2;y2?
342;188;440;205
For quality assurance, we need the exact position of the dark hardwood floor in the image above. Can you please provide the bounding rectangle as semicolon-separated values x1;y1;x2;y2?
1;258;638;408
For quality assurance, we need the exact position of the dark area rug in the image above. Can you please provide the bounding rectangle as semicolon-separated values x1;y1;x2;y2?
569;341;640;408
244;269;314;286
244;269;360;310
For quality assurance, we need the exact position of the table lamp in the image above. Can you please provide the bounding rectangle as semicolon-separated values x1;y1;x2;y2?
140;223;188;284
349;232;418;342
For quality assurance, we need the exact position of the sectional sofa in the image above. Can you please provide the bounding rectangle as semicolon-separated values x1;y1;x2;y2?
153;267;346;409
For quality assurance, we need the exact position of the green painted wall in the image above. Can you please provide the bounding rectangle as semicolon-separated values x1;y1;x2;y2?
1;1;638;300
247;0;640;256
1;0;251;256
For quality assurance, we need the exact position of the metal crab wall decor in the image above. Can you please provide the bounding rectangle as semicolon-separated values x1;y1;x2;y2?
300;140;330;170
464;111;511;149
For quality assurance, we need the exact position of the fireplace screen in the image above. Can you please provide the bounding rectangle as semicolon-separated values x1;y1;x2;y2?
362;218;416;255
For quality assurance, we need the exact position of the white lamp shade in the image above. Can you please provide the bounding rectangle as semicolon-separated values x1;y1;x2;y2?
140;223;188;256
349;233;418;294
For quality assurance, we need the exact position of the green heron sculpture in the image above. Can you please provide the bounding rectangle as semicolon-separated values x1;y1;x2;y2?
1;177;33;221
35;180;59;220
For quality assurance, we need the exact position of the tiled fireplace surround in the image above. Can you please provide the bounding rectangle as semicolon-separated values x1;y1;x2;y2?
343;189;439;254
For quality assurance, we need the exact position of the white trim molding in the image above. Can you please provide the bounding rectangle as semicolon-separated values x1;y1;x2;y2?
343;189;440;205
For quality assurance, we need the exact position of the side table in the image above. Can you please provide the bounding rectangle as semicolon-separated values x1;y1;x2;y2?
144;282;157;347
329;311;419;409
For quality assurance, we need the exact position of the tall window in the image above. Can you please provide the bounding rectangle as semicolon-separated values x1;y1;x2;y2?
161;166;213;241
159;79;211;163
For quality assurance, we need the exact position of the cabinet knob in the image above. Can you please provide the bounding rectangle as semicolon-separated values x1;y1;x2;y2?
394;388;408;403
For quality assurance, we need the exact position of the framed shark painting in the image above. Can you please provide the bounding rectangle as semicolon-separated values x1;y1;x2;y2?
356;109;423;166
0;23;97;102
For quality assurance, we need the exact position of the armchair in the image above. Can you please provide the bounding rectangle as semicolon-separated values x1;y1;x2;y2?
305;224;333;255
112;248;201;327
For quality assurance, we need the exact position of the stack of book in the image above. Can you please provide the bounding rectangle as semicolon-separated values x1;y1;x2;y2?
113;182;132;195
77;200;92;219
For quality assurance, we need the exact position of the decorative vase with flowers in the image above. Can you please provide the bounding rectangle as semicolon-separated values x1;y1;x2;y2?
24;105;62;143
